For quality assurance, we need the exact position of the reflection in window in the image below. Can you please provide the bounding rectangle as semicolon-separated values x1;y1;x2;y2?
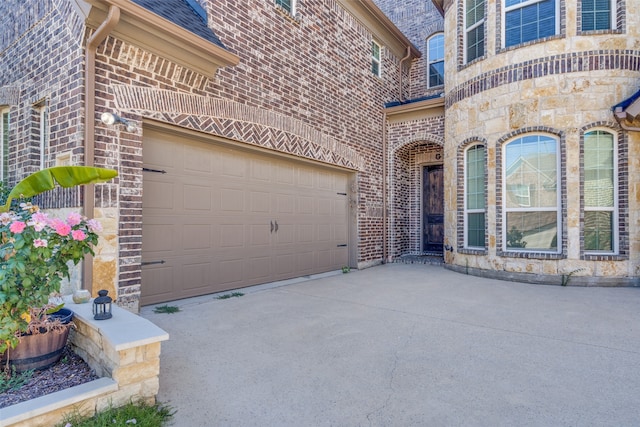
504;0;556;47
427;33;444;87
584;130;616;252
371;40;381;77
1;108;8;182
466;0;485;62
465;144;485;248
581;0;612;31
504;135;559;251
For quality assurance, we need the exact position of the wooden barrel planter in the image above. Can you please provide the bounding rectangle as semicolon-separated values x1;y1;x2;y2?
1;308;74;372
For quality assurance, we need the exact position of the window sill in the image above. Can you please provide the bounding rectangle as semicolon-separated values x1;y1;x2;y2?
497;34;564;55
458;248;487;255
274;5;301;24
582;253;627;261
497;250;565;260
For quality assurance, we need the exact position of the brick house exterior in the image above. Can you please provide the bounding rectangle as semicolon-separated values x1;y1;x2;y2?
1;0;638;312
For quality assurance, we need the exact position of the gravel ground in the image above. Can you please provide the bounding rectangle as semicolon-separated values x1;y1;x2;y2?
0;345;99;408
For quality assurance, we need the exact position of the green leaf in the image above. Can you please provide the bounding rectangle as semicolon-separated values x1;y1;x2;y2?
0;166;118;212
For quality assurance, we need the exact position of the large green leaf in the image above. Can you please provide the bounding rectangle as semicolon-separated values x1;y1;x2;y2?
0;166;118;212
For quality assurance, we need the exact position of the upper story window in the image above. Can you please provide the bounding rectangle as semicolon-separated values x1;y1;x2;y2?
1;107;9;182
275;0;296;15
371;40;382;78
503;134;560;252
583;130;617;253
465;144;486;249
581;0;613;31
34;102;48;170
504;0;557;48
427;33;444;88
465;0;485;63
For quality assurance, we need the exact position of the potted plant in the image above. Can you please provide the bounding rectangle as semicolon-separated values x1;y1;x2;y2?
0;166;117;372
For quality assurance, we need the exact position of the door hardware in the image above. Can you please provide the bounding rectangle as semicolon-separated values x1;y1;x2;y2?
274;220;279;232
271;221;274;233
142;167;167;174
337;244;347;247
141;260;166;266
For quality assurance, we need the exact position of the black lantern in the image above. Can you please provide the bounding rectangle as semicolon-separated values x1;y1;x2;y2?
93;290;113;320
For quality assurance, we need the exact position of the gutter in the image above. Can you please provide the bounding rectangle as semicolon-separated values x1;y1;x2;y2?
382;110;388;263
82;5;120;294
398;46;411;102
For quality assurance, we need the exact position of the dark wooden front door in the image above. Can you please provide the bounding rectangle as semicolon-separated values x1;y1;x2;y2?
423;165;444;253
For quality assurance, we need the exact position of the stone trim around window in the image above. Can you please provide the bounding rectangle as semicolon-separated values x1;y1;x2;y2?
456;137;488;254
579;122;629;261
447;49;640;108
495;127;567;260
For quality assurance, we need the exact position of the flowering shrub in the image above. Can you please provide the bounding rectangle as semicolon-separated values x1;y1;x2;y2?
0;203;102;352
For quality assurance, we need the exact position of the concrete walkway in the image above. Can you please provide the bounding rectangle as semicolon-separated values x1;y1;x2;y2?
141;264;640;427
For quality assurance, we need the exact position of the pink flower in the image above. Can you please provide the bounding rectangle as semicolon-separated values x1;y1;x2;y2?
87;219;102;233
51;219;71;236
33;239;48;248
67;212;83;226
28;212;49;232
9;221;26;233
71;230;87;241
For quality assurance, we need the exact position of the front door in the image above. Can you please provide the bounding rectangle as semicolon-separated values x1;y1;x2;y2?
422;165;444;253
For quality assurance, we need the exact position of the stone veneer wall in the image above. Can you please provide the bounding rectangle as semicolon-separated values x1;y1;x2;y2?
442;0;640;283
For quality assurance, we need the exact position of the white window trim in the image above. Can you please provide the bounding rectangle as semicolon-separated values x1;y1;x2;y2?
372;39;382;78
501;0;560;49
464;0;485;63
38;105;47;170
464;144;486;249
427;33;444;88
583;128;618;254
0;107;8;182
502;134;561;253
275;0;296;16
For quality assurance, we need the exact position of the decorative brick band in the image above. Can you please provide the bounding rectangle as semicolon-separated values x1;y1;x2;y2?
111;85;365;170
0;85;20;105
447;49;640;108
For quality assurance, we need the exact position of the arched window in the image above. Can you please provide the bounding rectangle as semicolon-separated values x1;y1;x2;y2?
583;129;617;253
427;33;444;88
465;144;486;248
503;134;560;252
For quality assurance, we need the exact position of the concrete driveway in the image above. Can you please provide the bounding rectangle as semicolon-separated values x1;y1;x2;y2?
141;264;640;427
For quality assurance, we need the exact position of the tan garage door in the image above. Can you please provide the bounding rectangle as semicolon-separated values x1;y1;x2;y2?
141;128;350;305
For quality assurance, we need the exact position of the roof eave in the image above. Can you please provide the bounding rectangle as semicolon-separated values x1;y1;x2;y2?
83;0;239;77
336;0;421;60
384;96;445;115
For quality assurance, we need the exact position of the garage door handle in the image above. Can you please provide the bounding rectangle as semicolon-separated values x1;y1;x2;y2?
271;221;274;233
274;220;279;232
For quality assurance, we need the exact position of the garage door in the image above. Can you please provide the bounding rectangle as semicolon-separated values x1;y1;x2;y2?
141;128;350;305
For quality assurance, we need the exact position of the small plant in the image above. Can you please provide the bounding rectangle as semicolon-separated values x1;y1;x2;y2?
216;292;244;299
153;305;181;314
57;400;175;427
561;268;587;286
341;266;351;274
0;367;34;393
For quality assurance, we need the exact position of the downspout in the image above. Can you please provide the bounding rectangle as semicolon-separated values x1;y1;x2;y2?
83;5;120;293
382;110;388;263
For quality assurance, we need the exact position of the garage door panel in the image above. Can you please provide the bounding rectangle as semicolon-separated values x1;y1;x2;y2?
144;180;174;210
142;128;350;305
220;188;245;212
183;185;212;211
183;224;211;250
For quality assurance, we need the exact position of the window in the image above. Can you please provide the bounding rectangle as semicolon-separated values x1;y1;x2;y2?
465;0;485;63
465;144;486;248
583;130;616;253
1;107;8;182
504;0;557;48
36;104;48;169
275;0;296;15
371;40;381;77
503;135;559;252
581;0;612;31
427;33;444;87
